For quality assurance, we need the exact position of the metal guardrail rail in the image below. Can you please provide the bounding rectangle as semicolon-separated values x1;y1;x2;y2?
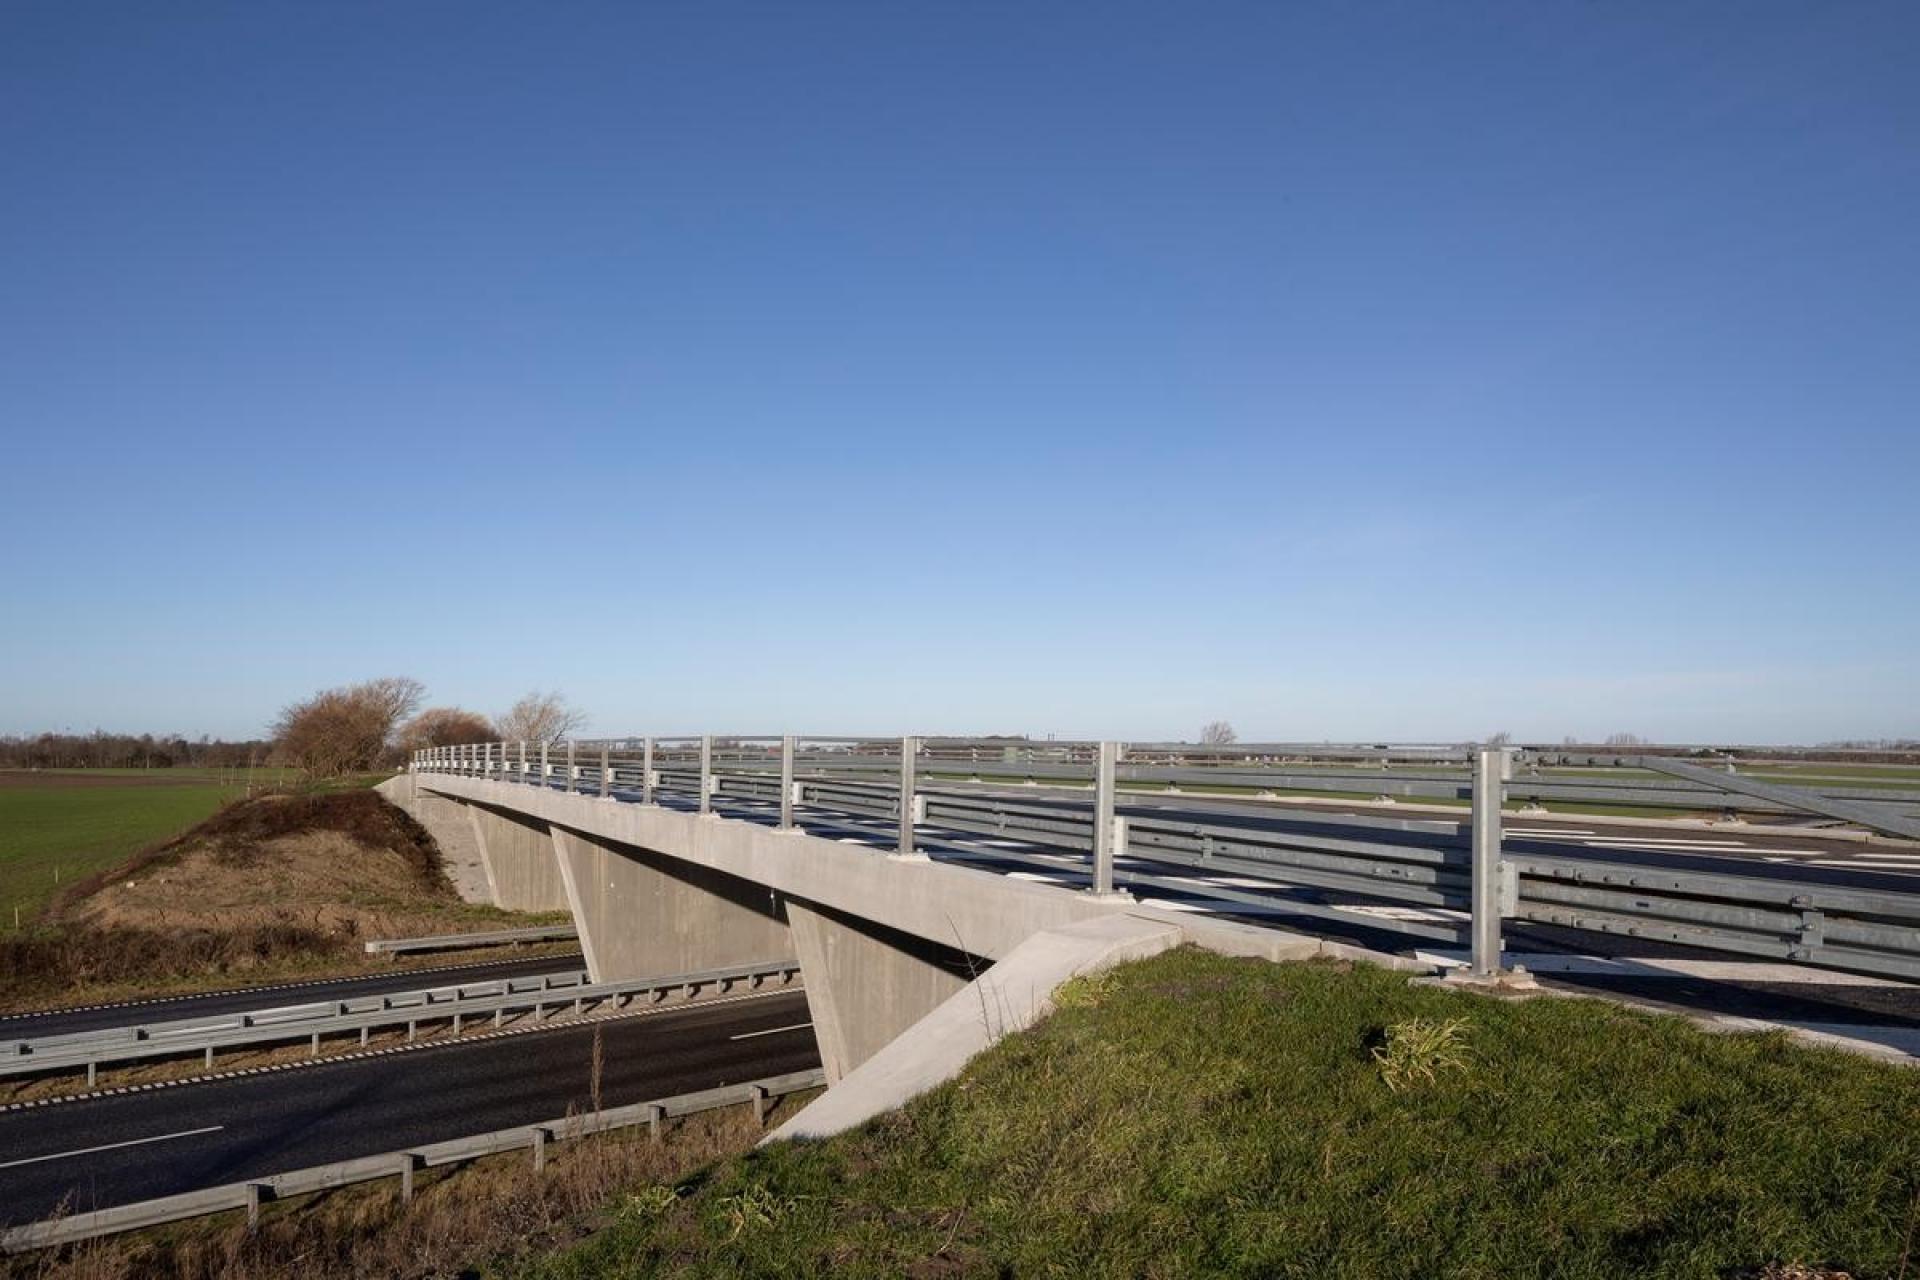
414;736;1920;982
0;959;801;1084
0;1068;825;1252
363;924;579;955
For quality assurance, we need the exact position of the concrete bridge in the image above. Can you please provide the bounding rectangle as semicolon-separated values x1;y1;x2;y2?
377;754;1401;1135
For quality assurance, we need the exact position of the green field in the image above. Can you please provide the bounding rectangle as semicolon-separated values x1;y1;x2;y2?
0;773;260;931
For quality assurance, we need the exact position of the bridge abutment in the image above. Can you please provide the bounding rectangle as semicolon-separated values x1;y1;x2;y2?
549;827;795;984
466;804;570;912
785;901;980;1084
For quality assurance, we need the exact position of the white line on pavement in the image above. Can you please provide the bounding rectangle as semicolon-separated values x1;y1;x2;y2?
0;1125;225;1169
730;1023;813;1041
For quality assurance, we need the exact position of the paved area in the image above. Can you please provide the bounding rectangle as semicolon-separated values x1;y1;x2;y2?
0;988;815;1224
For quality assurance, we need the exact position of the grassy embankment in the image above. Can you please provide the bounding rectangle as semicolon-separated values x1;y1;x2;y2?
0;777;565;1012
23;948;1920;1280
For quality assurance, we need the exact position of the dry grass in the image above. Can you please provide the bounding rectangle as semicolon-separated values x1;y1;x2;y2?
0;792;553;1010
4;1096;812;1280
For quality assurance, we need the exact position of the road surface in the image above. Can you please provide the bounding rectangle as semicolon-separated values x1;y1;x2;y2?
0;986;814;1225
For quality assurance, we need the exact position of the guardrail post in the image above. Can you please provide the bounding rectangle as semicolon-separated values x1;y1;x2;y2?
540;739;551;789
600;743;612;798
779;735;797;830
1470;746;1511;978
1090;740;1120;896
699;735;713;815
752;1083;770;1126
642;737;655;805
648;1102;665;1143
566;739;577;793
532;1126;548;1173
894;736;921;858
399;1152;419;1204
246;1182;263;1231
518;739;528;784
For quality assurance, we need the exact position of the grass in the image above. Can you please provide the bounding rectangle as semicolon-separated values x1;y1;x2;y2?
512;948;1920;1279
0;785;556;1011
0;778;247;932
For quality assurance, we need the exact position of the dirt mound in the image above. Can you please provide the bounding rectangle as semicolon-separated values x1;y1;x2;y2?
2;790;474;1003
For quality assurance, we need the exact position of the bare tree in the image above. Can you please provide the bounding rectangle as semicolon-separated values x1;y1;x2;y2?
1200;720;1237;746
272;677;424;777
1485;731;1513;747
1605;732;1645;747
398;707;496;756
497;691;588;744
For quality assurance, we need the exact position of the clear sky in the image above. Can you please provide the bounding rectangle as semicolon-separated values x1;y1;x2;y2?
2;4;1915;745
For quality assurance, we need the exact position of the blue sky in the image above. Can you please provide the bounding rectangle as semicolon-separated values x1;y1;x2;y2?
2;4;1915;745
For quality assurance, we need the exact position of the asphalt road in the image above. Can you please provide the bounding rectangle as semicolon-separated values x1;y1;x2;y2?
0;953;587;1040
0;987;816;1226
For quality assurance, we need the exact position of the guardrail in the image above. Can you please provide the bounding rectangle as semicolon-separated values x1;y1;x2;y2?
0;1069;825;1253
0;959;801;1084
414;736;1920;983
363;924;579;955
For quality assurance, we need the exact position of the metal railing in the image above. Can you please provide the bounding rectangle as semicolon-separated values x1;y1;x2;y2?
0;959;801;1084
362;924;579;955
413;737;1920;983
0;1069;825;1252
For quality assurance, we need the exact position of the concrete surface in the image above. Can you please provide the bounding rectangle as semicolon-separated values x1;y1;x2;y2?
786;901;978;1084
375;776;492;905
550;826;794;984
465;803;570;912
770;914;1184;1141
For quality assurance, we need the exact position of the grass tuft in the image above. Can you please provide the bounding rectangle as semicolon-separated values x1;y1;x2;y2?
1371;1015;1472;1092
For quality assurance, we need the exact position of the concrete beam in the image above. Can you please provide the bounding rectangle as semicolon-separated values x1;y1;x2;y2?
418;777;1130;960
769;914;1185;1141
549;827;794;984
786;901;980;1084
465;803;569;913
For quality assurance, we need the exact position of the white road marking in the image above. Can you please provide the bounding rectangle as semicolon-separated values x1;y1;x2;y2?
1508;828;1596;837
1581;838;1755;851
0;1125;225;1169
730;1022;813;1041
1810;859;1920;870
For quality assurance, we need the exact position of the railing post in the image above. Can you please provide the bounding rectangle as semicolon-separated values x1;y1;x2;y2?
518;739;527;784
566;739;577;793
1091;740;1118;895
779;735;797;830
600;743;612;798
540;739;550;789
1470;746;1510;977
699;735;713;815
896;736;919;858
642;737;655;805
